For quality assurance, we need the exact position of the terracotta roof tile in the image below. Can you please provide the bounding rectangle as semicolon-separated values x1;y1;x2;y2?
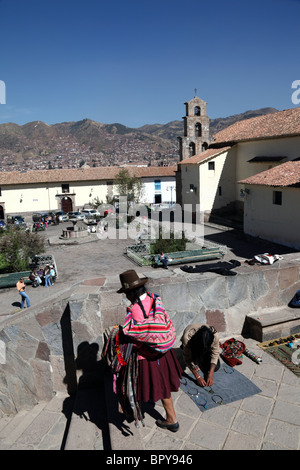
238;161;300;187
0;166;176;186
179;147;231;165
213;107;300;144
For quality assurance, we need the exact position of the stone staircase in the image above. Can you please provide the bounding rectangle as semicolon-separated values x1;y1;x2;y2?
243;306;300;342
0;393;69;450
0;369;141;450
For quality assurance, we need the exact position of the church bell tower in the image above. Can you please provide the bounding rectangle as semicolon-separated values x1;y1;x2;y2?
178;93;210;161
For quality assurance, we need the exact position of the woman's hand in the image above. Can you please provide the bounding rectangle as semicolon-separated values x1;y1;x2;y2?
205;373;214;386
195;375;207;387
206;365;216;386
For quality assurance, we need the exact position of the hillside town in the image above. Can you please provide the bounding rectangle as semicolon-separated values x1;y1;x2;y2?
0;120;179;172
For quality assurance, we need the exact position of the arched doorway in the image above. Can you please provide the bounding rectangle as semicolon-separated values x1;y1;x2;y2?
61;197;73;213
0;205;4;219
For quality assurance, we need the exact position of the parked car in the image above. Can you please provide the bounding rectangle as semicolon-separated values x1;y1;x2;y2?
54;211;69;222
32;212;49;223
7;215;25;225
68;211;85;220
81;209;100;218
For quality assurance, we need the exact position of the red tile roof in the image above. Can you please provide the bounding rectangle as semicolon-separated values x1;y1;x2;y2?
213;107;300;144
0;166;176;186
179;147;231;165
238;161;300;187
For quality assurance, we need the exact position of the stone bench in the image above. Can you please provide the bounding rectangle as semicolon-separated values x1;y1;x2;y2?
243;306;300;342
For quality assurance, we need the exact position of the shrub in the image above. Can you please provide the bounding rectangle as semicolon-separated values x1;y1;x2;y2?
0;226;45;273
150;228;187;254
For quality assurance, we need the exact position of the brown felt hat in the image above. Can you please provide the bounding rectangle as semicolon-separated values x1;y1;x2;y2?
117;270;148;293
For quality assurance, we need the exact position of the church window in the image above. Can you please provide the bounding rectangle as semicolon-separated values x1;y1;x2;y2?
61;183;69;193
194;106;201;116
154;180;161;191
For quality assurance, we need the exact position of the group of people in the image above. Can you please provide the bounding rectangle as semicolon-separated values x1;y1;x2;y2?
103;269;220;433
16;265;56;309
29;265;56;287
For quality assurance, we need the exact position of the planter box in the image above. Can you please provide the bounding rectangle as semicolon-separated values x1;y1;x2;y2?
126;241;227;267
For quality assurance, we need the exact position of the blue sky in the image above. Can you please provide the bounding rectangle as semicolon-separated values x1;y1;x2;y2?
0;0;299;127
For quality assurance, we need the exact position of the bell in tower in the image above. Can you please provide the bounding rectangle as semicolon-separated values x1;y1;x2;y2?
178;93;210;161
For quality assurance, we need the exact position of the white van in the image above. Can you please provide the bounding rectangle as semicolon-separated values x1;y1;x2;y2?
81;209;100;218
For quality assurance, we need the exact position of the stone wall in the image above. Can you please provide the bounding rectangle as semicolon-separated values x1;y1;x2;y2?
0;261;299;417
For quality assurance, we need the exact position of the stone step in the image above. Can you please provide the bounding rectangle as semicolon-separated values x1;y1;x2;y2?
0;374;147;451
243;306;300;342
0;392;68;450
63;385;110;450
103;371;144;450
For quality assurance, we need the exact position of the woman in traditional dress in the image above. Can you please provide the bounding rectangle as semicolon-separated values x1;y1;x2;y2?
117;270;182;432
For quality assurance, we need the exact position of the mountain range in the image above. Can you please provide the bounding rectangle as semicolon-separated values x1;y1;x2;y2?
0;107;278;172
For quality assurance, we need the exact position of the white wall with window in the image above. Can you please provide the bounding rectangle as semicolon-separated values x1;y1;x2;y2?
140;177;176;206
242;185;300;249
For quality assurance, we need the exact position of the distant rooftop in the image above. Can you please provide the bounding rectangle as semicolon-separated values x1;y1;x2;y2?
0;165;177;186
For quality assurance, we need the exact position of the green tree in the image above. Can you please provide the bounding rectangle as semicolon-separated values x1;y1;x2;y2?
115;168;144;209
0;226;45;273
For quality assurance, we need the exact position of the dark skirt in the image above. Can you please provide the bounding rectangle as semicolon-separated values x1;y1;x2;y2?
137;349;182;403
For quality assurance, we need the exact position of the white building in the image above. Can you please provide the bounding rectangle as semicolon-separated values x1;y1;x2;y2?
177;100;300;248
0;165;176;218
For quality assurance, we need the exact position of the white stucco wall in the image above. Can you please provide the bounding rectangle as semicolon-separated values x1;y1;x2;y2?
0;176;176;216
199;149;236;212
139;177;176;205
180;148;234;213
0;180;113;214
243;185;300;249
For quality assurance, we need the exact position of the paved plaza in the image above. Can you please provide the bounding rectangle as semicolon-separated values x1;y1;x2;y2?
0;218;295;318
0;219;299;450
